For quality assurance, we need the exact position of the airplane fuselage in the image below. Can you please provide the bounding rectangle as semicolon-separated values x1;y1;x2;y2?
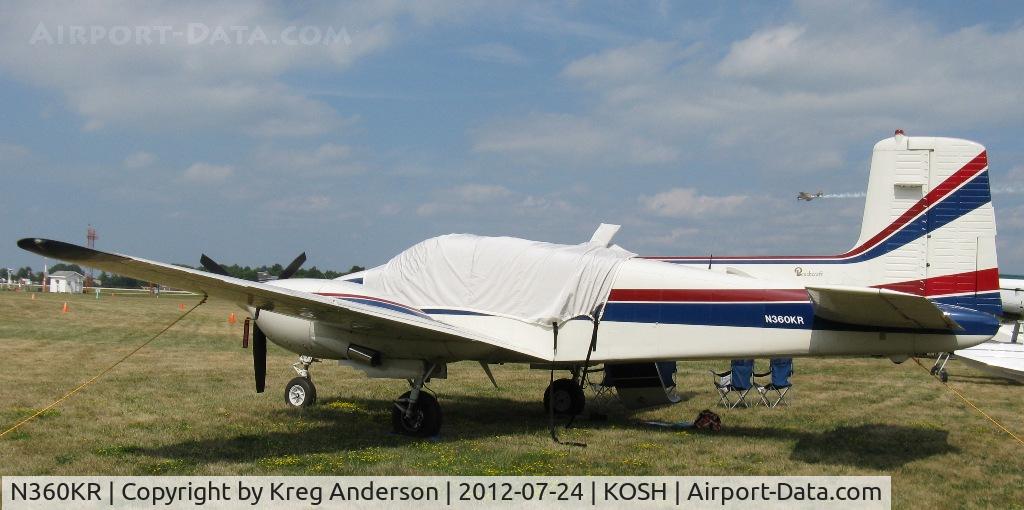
254;258;998;366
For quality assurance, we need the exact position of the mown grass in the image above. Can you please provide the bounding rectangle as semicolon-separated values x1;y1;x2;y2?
1;291;1022;507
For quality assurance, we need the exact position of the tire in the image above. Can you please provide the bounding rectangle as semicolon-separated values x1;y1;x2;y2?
392;391;442;437
284;377;317;407
543;378;585;415
939;370;949;383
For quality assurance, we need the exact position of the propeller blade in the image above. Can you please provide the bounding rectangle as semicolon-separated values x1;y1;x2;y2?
200;254;230;276
277;252;307;280
253;324;267;393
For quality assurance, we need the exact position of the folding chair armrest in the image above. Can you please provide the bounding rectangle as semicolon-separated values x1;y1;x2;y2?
710;369;731;377
753;371;772;378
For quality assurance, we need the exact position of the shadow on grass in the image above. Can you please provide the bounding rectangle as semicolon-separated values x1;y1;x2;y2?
139;394;557;463
705;424;957;470
139;394;955;470
947;374;1023;386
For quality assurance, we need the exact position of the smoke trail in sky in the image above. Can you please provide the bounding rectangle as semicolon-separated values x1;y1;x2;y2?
819;192;866;199
992;185;1024;195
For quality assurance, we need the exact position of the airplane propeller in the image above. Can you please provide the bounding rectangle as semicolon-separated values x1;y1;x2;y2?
200;254;230;276
253;311;267;393
277;252;307;280
199;252;307;393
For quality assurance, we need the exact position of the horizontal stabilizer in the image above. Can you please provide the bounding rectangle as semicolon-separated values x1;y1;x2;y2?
807;285;960;330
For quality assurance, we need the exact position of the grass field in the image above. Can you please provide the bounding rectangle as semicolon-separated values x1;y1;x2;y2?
1;291;1022;507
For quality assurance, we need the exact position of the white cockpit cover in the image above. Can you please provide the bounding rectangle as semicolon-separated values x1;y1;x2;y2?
361;234;636;325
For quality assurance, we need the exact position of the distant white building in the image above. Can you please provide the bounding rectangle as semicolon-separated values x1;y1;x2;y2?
48;271;85;293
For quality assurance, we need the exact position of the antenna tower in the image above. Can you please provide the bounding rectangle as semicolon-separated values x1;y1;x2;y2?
86;225;98;278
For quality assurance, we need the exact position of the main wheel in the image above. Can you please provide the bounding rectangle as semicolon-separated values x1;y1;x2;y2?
939;369;949;383
543;378;585;415
284;377;317;407
392;391;442;437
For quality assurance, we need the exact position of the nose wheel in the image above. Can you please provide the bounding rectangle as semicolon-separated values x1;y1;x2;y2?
284;376;317;407
284;355;319;408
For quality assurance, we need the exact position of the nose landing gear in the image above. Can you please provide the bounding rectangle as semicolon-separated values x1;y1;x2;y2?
284;355;319;408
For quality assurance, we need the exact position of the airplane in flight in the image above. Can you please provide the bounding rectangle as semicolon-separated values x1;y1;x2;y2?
18;133;1003;437
796;191;824;201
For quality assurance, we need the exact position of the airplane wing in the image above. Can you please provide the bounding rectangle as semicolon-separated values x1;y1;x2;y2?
17;238;548;360
806;285;961;330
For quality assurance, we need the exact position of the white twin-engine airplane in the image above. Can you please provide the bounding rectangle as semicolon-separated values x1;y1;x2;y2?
18;132;1002;437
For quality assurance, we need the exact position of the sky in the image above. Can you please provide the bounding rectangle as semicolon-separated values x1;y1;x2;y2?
2;0;1023;274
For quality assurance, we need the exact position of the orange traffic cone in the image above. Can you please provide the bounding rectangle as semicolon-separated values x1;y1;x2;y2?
228;312;237;325
61;302;69;313
179;303;185;311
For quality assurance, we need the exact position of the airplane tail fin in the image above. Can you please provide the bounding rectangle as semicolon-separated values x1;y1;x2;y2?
846;132;1000;315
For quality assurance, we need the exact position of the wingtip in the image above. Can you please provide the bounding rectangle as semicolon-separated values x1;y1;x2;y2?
16;237;127;263
17;237;47;254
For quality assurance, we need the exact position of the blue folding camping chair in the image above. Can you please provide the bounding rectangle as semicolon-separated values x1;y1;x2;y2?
754;358;793;408
710;359;754;408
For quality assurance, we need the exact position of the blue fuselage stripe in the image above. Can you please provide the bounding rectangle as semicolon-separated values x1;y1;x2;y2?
602;300;998;335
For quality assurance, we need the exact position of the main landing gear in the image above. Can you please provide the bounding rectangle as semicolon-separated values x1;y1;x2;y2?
392;363;442;437
284;355;319;408
543;378;586;415
931;352;952;383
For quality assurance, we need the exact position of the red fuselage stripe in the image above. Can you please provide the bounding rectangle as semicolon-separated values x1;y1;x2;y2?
610;268;999;303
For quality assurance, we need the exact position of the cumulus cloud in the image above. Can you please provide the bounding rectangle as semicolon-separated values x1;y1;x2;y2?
562;40;682;83
473;112;678;166
452;184;513;203
255;143;362;176
460;43;529;65
266;194;332;213
640;187;750;218
123;151;156;169
416;183;573;218
475;3;1024;174
0;2;472;136
0;142;30;160
642;227;701;246
183;162;233;183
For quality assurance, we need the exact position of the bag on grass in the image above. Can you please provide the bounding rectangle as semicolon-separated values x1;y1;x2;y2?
693;409;721;432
